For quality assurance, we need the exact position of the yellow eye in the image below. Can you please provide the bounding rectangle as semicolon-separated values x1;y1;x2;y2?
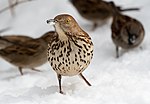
66;19;70;24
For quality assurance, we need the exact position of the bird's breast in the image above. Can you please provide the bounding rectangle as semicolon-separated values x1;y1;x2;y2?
48;37;93;76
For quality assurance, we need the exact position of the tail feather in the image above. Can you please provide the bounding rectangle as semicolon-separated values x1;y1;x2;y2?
0;36;20;49
118;6;140;12
0;49;8;57
0;36;13;43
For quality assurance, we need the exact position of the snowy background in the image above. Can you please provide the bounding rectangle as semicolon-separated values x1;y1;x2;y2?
0;0;150;104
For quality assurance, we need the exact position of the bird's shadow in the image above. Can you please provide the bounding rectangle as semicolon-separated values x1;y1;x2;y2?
0;68;42;80
0;86;59;102
19;83;78;96
24;86;58;96
0;68;20;80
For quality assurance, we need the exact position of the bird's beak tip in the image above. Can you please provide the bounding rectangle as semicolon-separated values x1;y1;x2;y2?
46;20;50;24
46;19;55;24
46;19;51;24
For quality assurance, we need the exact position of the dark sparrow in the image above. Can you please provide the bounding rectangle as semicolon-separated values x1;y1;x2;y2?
110;2;145;58
47;14;94;94
0;31;57;75
70;0;139;30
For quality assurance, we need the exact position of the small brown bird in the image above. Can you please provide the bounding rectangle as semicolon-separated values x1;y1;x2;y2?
70;0;139;30
47;14;94;94
0;31;57;75
110;2;145;58
0;35;32;49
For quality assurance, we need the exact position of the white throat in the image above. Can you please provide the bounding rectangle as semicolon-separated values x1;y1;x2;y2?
55;23;68;41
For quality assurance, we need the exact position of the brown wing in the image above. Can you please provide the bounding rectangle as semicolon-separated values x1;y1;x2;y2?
71;0;113;20
40;31;58;45
0;35;32;48
0;39;45;63
3;35;32;43
111;14;132;34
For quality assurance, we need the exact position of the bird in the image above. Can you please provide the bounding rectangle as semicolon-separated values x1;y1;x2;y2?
110;2;145;58
69;0;140;30
47;14;94;94
0;35;32;49
0;31;57;75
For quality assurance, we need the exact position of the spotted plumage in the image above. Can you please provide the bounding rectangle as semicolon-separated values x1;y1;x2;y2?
47;14;93;94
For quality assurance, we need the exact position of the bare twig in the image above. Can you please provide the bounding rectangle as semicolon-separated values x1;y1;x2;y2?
8;0;15;16
0;27;11;34
0;0;35;15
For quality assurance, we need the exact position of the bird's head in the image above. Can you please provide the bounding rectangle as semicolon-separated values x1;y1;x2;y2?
121;21;144;46
47;14;80;33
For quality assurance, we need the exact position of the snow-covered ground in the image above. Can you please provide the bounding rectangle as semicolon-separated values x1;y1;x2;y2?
0;0;150;104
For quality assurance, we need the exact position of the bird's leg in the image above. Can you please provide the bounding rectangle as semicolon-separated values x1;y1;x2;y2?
57;74;64;94
31;68;41;72
18;67;23;75
139;46;143;50
116;46;119;58
79;73;91;86
92;22;98;31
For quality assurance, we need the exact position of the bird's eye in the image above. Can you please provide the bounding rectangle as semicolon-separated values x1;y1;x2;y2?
66;19;70;24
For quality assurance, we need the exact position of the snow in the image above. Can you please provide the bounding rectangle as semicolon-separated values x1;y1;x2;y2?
0;0;150;104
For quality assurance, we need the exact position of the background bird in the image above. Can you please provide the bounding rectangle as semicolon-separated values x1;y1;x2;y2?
47;14;94;94
70;0;140;30
110;2;145;58
0;35;32;49
0;31;57;75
